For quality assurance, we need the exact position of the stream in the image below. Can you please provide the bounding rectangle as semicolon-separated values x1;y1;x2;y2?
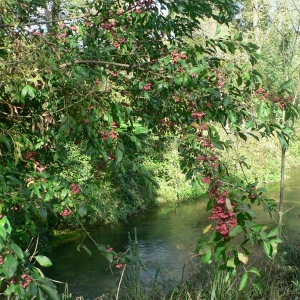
44;168;300;299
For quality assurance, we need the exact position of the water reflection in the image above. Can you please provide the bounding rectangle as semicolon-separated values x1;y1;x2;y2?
45;170;300;299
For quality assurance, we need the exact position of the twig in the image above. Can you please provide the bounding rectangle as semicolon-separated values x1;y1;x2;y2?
59;59;170;79
59;60;130;69
282;205;295;215
78;222;99;249
116;264;126;300
29;235;39;262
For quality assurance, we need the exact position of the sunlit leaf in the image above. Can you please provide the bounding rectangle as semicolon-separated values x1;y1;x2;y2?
226;258;237;268
35;255;53;267
238;252;249;264
203;224;212;234
238;272;249;291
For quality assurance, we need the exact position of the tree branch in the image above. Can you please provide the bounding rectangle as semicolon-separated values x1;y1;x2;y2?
59;60;170;78
0;14;91;29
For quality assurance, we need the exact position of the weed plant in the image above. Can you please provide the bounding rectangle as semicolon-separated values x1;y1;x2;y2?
63;233;299;300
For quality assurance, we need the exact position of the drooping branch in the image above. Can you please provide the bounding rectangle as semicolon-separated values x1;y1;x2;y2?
59;60;170;78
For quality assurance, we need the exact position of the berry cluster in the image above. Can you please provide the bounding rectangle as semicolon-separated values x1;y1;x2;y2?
171;51;188;64
60;209;72;217
20;273;32;288
191;111;205;119
256;87;293;109
208;184;237;238
143;82;152;90
98;130;118;140
71;183;80;195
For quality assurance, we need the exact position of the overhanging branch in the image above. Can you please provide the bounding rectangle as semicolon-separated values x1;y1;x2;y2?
59;60;170;79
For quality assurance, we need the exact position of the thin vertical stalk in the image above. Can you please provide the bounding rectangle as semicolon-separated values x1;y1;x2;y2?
278;145;286;234
134;227;141;294
278;99;286;235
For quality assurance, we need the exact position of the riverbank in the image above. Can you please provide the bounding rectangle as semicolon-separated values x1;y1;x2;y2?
45;166;300;299
145;132;300;205
50;131;300;232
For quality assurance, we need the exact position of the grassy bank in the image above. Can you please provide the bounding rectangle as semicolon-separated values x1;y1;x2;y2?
50;126;300;228
65;234;300;300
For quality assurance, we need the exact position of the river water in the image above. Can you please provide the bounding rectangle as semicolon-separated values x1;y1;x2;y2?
45;169;300;299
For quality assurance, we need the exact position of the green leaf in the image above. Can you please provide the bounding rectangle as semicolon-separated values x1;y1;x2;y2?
21;85;36;98
279;79;293;91
98;245;107;252
129;135;141;150
215;25;221;36
243;72;251;80
198;241;211;255
39;204;47;219
253;282;264;295
37;287;46;300
78;244;91;256
234;32;243;41
223;95;231;106
248;266;261;277
173;77;181;85
237;74;243;86
214;242;225;261
2;217;11;235
16;283;26;298
115;148;123;164
35;255;52;267
106;252;113;263
29;282;38;297
201;250;212;263
228;225;243;237
189;66;204;75
238;132;247;141
3;254;18;279
238;272;249;291
269;237;283;243
277;133;288;149
82;245;92;256
79;202;87;217
266;226;280;238
182;75;191;86
263;241;271;258
133;126;148;134
228;111;237;123
256;187;267;193
6;176;21;186
0;226;7;240
211;140;224;150
206;198;214;211
0;135;11;151
8;243;24;261
4;284;16;296
226;257;237;268
257;101;265;118
61;188;68;199
37;278;60;300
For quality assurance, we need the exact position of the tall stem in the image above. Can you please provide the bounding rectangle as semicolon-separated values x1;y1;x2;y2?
278;146;286;235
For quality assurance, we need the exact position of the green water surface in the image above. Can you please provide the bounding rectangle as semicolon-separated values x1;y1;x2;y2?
45;169;300;299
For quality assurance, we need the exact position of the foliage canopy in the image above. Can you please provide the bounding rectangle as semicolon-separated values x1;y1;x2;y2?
0;0;298;298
